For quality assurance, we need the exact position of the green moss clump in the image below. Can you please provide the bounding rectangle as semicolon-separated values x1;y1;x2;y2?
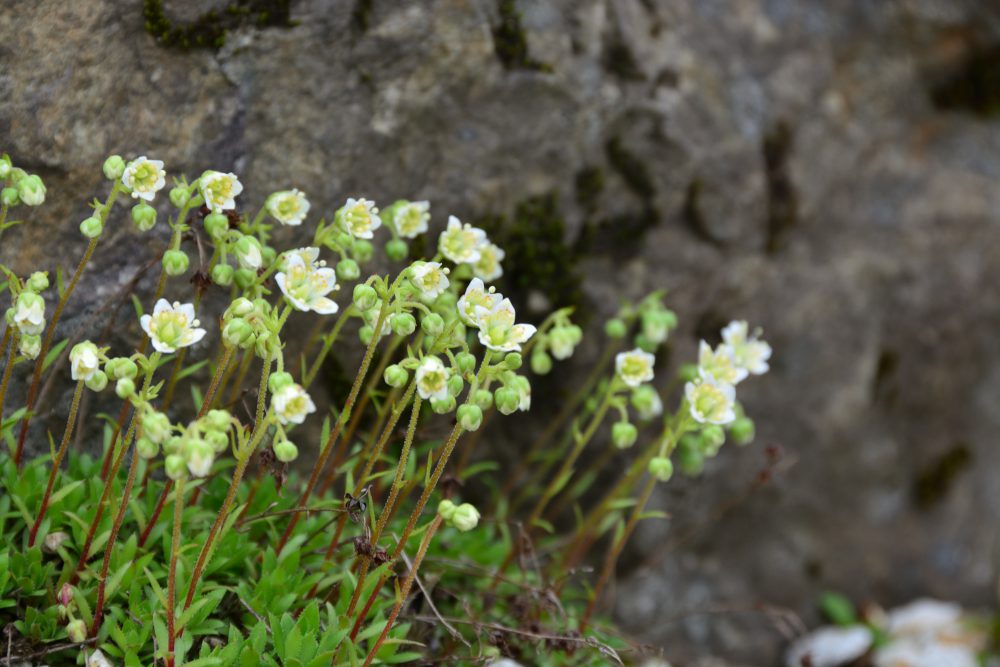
493;0;552;72
143;0;293;51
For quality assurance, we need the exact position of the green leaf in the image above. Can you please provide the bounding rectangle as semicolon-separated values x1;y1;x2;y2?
820;591;857;626
42;338;69;372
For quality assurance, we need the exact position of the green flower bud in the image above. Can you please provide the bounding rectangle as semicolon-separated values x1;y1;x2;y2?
234;235;263;270
634;332;657;353
431;395;456;414
612;421;638;449
353;284;379;311
163;436;183;456
504;352;523;370
169;186;190;208
204;409;231;432
165;454;187;480
353;239;374;262
268;371;295;393
162;249;190;276
358;324;374;345
385;238;408;261
1;187;19;207
222;318;255;348
204;212;229;241
226;297;255;318
66;618;87;643
438;499;457;521
456;352;476;374
102;155;126;181
9;168;26;184
211;263;234;286
131;203;156;231
17;174;45;206
136;437;159;460
19;334;41;359
233;268;256;290
457;404;483;431
700;425;726;456
473;389;493;410
729;416;755;446
254;330;279;359
0;155;11;179
530;349;553;375
548;326;578;360
495;386;519;416
641;309;676;345
390;312;416;336
115;377;135;399
384;364;409;388
206;430;228;454
273;440;298;463
79;216;103;239
186;438;215;477
451;503;480;532
630;385;662;420
336;258;360;281
85;370;108;392
677;436;705;476
678;363;700;382
604;317;627;339
648;456;674;482
142;411;171;444
447;373;464;397
261;246;277;266
27;272;49;292
421;312;444;337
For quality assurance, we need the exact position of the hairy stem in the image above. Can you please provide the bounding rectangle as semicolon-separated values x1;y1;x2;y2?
166;476;186;667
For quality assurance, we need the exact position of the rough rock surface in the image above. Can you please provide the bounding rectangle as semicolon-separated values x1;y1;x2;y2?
3;0;1000;664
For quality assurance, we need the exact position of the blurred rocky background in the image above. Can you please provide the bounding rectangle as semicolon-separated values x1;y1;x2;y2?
4;0;1000;664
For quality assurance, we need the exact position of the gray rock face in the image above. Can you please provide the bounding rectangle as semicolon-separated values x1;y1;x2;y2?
3;0;1000;663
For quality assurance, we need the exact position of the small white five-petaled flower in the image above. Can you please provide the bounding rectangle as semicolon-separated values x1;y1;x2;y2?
200;170;244;213
457;278;500;328
276;252;339;314
685;376;736;425
721;320;772;376
393;200;430;238
415;356;450;401
122;156;166;201
140;299;208;353
69;341;101;381
697;341;747;385
271;382;316;425
439;216;487;265
474;298;536;352
409;261;450;299
341;197;382;239
266;188;310;226
473;241;505;282
615;348;655;387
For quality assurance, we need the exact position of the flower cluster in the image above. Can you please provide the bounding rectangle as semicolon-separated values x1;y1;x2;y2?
437;499;481;532
685;320;771;426
1;153;46;208
4;271;49;359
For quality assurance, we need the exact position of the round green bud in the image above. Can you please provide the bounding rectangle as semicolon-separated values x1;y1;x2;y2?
729;416;755;446
226;297;255;318
451;503;480;532
678;363;700;383
17;174;45;206
457;404;483;431
438;499;457;521
106;357;138;380
0;155;11;179
142;411;171;444
447;373;464;397
384;364;409;388
431;395;456;415
27;272;49;292
421;312;445;337
604;317;627;339
531;349;553;375
336;258;360;281
205;430;228;454
204;409;231;432
222;318;255;348
66;618;88;644
353;239;374;262
455;352;476;375
630;385;661;418
211;263;234;286
566;324;584;344
494;386;519;416
165;455;187;480
385;238;408;262
131;203;156;231
358;324;374;346
504;352;523;370
548;326;578;360
233;268;256;290
390;312;416;336
136;437;159;460
186;439;215;477
612;421;638;449
677;438;705;477
204;212;229;241
254;330;280;359
163;436;183;456
79;216;103;239
234;235;263;269
473;389;493;410
1;187;19;207
9;168;26;184
268;371;295;393
261;247;277;266
648;456;674;482
634;332;657;353
115;377;135;399
85;370;108;392
169;186;190;208
102;155;126;181
700;425;726;456
162;249;190;277
19;334;41;359
273;440;298;463
353;284;379;311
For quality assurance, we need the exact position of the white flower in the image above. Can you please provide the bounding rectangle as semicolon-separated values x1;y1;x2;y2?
200;170;244;213
139;299;207;353
438;216;487;264
266;188;310;226
13;291;45;335
721;320;772;375
415;356;450;401
474;298;536;352
69;341;101;381
697;341;748;385
685;376;736;425
122;156;166;201
234;236;263;270
86;649;114;667
874;638;977;667
472;241;505;282
785;626;873;667
409;261;450;299
340;197;382;239
393;200;430;238
615;348;655;387
285;246;322;270
18;334;41;359
275;254;339;314
457;278;501;327
185;439;215;478
271;382;316;425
